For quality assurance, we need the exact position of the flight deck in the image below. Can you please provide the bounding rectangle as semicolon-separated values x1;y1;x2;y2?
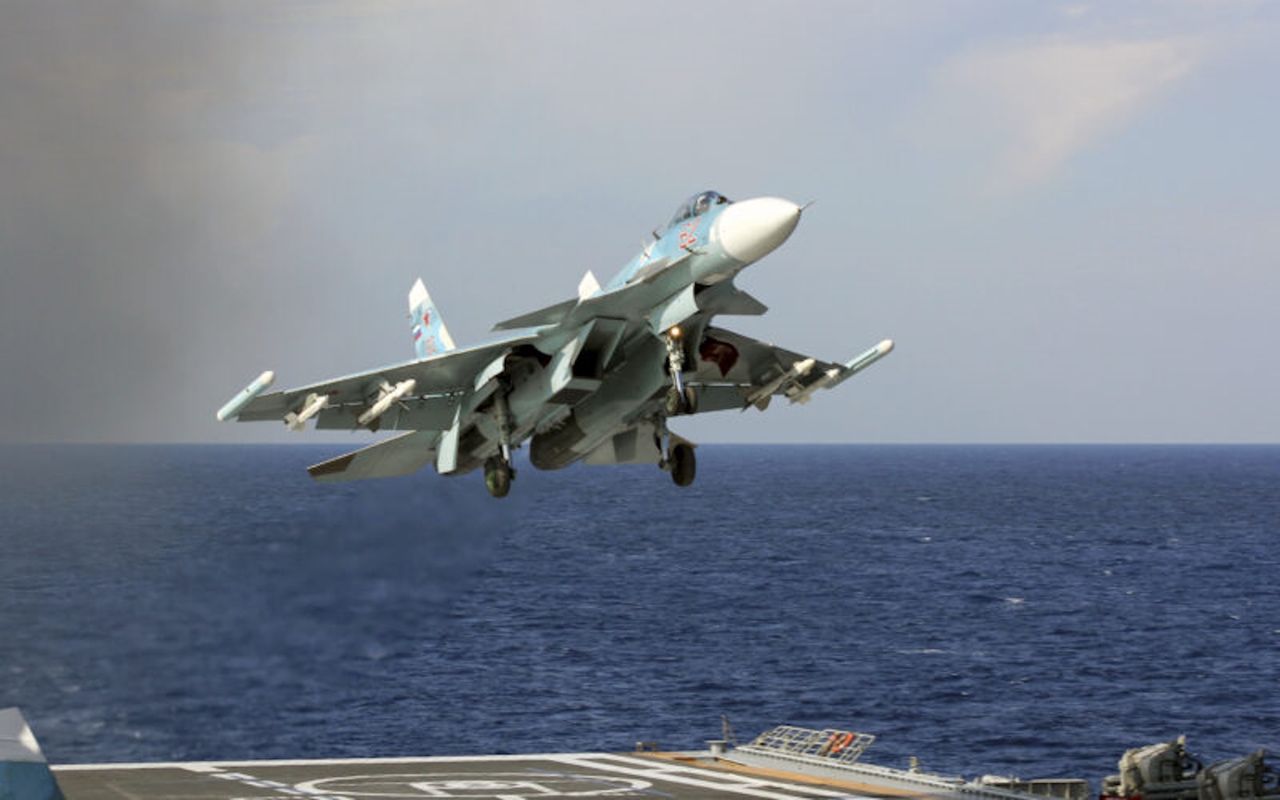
53;751;904;800
11;714;1276;800
7;717;1093;800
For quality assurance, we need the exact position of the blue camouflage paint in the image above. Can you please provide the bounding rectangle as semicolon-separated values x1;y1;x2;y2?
605;190;739;291
411;296;452;360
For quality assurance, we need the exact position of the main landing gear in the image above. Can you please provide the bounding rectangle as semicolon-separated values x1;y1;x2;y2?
485;387;516;498
484;456;513;498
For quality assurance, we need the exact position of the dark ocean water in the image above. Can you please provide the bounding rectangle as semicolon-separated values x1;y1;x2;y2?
1;444;1277;785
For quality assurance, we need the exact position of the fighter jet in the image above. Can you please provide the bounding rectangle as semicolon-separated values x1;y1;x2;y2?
216;190;894;497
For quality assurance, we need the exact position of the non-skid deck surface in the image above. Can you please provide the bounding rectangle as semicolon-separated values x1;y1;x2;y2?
54;752;884;799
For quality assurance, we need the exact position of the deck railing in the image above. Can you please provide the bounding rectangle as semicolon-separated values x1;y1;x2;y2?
740;725;876;766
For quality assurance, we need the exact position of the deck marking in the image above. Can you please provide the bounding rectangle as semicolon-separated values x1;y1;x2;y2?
211;769;353;799
56;754;879;799
293;771;652;798
548;755;843;800
568;755;869;798
53;754;615;771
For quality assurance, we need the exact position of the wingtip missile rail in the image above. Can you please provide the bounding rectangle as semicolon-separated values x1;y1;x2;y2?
215;370;275;422
788;339;894;405
843;338;895;379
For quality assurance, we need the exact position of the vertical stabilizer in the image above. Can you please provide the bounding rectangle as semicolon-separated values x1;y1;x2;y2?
0;708;63;800
409;278;456;360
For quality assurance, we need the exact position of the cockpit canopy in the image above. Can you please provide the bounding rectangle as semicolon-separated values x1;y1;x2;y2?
667;190;731;228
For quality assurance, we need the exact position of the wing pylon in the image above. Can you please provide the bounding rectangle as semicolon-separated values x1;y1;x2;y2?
689;326;894;413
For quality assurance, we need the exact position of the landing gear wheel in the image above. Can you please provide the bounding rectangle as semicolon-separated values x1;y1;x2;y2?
484;457;513;498
669;442;696;487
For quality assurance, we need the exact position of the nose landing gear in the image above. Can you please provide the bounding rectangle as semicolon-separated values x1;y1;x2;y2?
667;441;696;487
654;417;697;488
663;327;698;415
664;384;699;417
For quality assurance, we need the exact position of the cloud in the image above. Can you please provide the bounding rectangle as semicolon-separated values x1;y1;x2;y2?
937;36;1203;188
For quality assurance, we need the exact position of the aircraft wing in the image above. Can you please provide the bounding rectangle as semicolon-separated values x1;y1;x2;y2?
689;326;894;412
229;330;538;431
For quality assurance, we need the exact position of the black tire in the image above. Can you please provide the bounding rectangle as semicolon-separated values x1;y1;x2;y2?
484;458;512;498
682;385;698;415
670;442;696;487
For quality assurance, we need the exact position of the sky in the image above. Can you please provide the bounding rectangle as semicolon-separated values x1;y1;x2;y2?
1;0;1276;444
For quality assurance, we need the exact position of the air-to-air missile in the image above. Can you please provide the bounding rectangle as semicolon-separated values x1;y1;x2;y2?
284;392;328;431
789;339;894;405
214;370;275;422
745;358;816;410
357;379;417;427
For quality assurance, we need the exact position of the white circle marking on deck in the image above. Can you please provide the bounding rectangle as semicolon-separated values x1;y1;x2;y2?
293;771;652;798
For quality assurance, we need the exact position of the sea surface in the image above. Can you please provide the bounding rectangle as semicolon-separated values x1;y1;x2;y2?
1;444;1277;786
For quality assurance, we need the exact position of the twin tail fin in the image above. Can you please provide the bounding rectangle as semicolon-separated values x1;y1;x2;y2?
409;278;456;359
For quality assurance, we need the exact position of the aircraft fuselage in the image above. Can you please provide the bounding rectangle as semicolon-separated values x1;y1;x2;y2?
217;189;894;496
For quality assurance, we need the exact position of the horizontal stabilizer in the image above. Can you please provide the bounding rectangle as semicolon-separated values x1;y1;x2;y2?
307;431;437;482
0;708;64;800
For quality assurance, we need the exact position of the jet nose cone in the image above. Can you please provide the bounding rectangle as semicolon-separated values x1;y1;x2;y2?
712;197;802;264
